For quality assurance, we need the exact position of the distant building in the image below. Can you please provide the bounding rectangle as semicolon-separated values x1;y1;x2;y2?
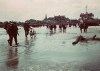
43;14;55;24
70;19;80;25
54;15;69;24
25;19;37;24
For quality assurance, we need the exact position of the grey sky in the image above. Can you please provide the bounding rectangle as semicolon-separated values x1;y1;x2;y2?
0;0;100;22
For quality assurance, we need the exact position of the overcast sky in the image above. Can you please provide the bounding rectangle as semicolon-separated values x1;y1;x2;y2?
0;0;100;22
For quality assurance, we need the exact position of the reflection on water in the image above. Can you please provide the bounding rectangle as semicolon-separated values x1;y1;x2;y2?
24;37;36;55
6;48;18;69
25;38;29;47
25;37;36;47
49;31;54;36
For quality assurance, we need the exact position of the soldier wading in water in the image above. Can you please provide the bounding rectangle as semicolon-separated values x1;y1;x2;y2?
6;22;19;46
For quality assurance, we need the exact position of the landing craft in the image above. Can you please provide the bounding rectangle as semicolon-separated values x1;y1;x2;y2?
79;5;100;26
85;18;100;26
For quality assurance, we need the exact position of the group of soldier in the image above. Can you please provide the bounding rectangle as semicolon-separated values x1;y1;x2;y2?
59;24;67;32
47;23;88;33
47;24;67;32
4;21;88;46
4;21;31;46
47;24;57;31
79;23;88;33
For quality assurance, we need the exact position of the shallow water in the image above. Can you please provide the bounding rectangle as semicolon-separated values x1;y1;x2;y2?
0;26;100;71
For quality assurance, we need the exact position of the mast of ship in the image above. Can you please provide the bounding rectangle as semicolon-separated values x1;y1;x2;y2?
86;5;88;20
86;5;88;13
45;14;47;20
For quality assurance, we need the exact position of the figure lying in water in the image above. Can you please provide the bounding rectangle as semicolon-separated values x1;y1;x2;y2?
72;35;100;45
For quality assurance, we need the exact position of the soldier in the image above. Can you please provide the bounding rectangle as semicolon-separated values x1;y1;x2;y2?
62;24;67;32
53;24;57;31
83;23;88;33
8;22;19;46
79;24;84;33
23;22;30;38
4;21;10;43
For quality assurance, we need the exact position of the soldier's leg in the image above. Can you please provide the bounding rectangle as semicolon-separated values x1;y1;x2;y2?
9;36;13;46
84;28;85;32
14;34;18;45
86;28;87;32
80;28;82;33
